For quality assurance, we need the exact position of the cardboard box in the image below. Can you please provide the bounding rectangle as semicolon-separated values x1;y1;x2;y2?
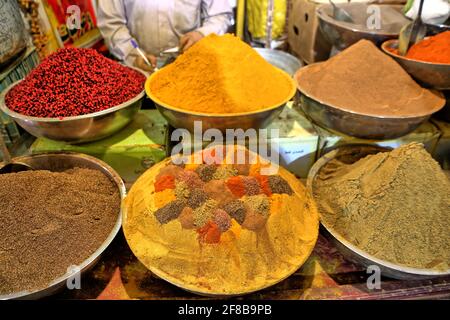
31;110;168;186
287;0;406;64
287;0;332;64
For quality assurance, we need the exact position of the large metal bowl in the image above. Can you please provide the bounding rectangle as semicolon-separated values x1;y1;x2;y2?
317;3;409;51
382;39;450;90
306;144;450;280
146;68;297;132
0;67;147;144
0;152;125;300
297;87;440;140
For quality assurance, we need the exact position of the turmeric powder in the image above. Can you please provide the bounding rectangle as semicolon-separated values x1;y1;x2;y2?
149;34;295;114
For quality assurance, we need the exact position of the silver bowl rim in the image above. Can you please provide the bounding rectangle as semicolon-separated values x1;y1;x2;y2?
0;66;147;123
295;64;446;119
382;39;450;67
306;144;450;277
0;152;126;300
146;67;297;118
316;3;407;36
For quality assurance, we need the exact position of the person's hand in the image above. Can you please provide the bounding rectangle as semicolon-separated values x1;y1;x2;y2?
134;54;157;73
180;31;204;52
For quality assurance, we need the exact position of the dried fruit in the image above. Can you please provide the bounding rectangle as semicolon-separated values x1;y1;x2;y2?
5;48;145;118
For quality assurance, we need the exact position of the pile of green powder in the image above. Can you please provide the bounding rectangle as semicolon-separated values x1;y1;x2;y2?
314;143;450;270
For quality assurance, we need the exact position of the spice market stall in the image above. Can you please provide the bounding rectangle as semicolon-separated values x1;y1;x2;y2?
0;0;450;301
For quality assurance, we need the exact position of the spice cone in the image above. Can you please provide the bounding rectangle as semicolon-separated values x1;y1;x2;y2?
123;146;319;295
148;34;295;114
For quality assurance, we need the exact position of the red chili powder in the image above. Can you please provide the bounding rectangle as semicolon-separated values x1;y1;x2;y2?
5;47;146;118
226;176;246;198
406;31;450;64
154;175;175;193
254;175;272;196
197;221;221;244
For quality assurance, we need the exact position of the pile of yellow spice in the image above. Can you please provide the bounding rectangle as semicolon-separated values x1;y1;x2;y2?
148;34;294;114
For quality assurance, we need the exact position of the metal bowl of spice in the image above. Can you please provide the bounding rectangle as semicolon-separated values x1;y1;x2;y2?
307;144;450;280
146;34;297;132
295;40;446;140
149;95;292;133
0;82;145;144
0;48;147;144
382;39;450;90
0;152;125;299
147;76;296;132
298;92;437;140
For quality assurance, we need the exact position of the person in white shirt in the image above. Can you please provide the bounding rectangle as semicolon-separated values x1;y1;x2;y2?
97;0;233;72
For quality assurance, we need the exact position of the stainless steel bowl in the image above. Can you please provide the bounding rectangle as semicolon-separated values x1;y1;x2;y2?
425;22;450;36
382;39;450;90
254;48;302;77
146;69;297;132
317;4;409;51
298;91;437;140
0;67;147;144
306;144;450;280
0;152;125;300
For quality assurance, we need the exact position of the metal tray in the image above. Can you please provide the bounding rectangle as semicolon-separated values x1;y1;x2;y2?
306;144;450;280
0;152;125;299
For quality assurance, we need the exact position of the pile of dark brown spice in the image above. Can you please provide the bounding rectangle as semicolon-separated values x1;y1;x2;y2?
0;168;120;295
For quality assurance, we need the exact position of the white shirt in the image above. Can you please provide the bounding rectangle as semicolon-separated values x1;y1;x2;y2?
97;0;233;64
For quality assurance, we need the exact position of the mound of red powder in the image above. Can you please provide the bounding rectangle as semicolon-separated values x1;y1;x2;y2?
5;48;146;118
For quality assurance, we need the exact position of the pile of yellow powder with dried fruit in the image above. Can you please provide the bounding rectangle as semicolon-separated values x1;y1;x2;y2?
148;34;295;114
313;143;450;271
123;146;319;295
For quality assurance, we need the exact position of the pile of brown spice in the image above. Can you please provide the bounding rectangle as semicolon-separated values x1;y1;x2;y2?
313;143;450;270
295;40;444;117
0;168;120;295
